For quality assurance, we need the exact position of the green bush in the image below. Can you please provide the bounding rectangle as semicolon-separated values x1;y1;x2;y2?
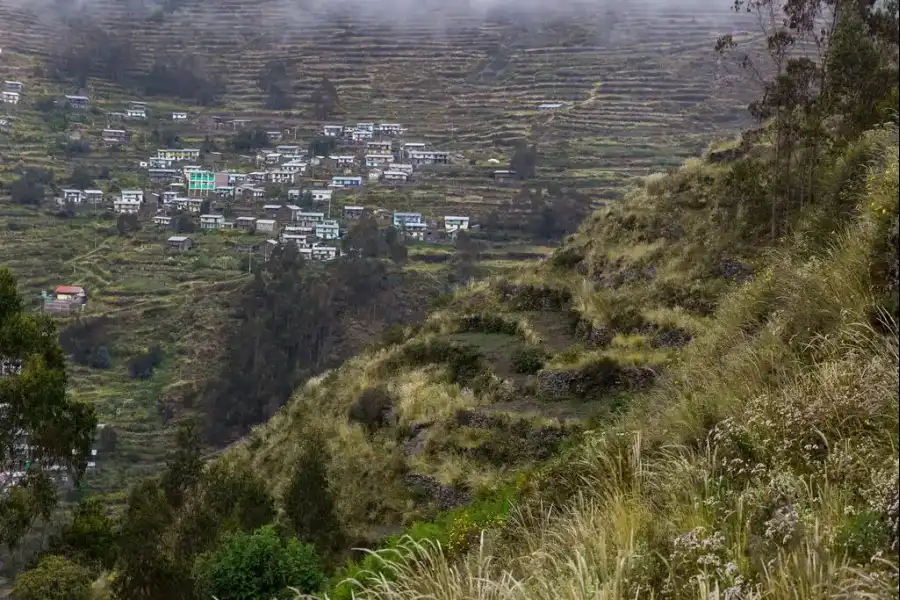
13;555;92;600
193;525;324;600
511;346;547;374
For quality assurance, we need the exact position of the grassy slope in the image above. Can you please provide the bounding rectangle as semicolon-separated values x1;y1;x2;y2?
224;122;899;598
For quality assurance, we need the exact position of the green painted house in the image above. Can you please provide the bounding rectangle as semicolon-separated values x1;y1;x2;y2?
188;170;215;195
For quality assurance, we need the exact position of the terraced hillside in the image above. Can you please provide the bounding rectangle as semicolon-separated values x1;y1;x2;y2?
0;0;762;220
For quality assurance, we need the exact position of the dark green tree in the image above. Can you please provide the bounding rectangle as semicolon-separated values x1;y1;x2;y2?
160;416;204;509
308;135;337;157
112;479;187;600
0;267;97;550
281;431;344;558
258;59;295;110
192;525;324;600
311;77;339;120
68;165;94;190
46;495;118;572
510;143;538;179
12;554;92;600
116;213;141;236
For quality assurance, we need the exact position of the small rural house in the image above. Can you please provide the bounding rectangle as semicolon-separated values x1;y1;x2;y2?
283;204;302;222
200;214;226;230
167;236;194;251
377;123;404;136
277;145;304;157
1;91;19;104
266;170;295;184
149;156;174;169
126;107;146;119
255;219;278;234
235;216;257;231
383;171;408;183
322;125;343;137
153;215;173;227
537;102;565;111
172;112;188;121
408;150;450;165
492;170;516;183
297;212;325;227
263;204;283;218
4;81;24;92
393;212;423;228
444;216;470;232
65;95;89;109
330;176;362;188
387;163;414;175
281;160;307;174
311;246;338;261
351;129;373;141
311;189;333;203
149;168;180;182
54;285;88;303
157;148;200;161
343;206;364;220
84;189;104;204
365;154;394;168
121;190;144;204
368;171;382;182
366;140;393;153
399;221;427;241
114;196;141;214
102;129;128;144
314;220;340;240
331;155;356;167
282;233;310;248
356;123;375;133
402;142;427;155
62;189;86;204
266;131;283;143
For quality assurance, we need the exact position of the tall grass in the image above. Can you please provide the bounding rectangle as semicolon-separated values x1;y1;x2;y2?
294;133;900;600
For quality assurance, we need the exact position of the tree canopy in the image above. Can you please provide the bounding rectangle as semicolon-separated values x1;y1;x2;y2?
0;266;97;549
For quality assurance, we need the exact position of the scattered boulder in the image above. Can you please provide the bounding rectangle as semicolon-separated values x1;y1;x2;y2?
405;474;470;511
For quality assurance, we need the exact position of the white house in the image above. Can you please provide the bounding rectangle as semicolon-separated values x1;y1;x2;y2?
172;112;188;120
255;219;278;233
383;171;408;183
444;216;470;232
365;154;394;168
366;140;393;153
356;123;375;133
277;145;305;157
408;150;450;165
114;196;141;214
331;155;356;167
121;190;143;204
267;170;296;184
200;214;226;230
126;107;146;119
297;212;325;226
351;129;373;142
84;189;104;204
282;233;310;248
322;125;343;137
402;142;427;155
157;148;200;161
330;176;362;188
62;189;85;204
393;212;423;228
399;221;427;241
1;91;19;104
344;205;365;220
65;95;89;109
311;245;338;261
4;81;24;92
315;220;340;240
281;160;307;174
102;128;128;144
377;123;405;136
311;189;332;203
537;102;565;111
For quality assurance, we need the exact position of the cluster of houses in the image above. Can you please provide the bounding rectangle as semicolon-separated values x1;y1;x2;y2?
58;188;144;213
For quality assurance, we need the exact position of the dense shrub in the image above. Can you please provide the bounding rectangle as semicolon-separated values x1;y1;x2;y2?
59;318;112;369
511;346;547;374
348;388;396;432
192;525;324;600
386;340;484;384
456;313;520;336
128;344;164;379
